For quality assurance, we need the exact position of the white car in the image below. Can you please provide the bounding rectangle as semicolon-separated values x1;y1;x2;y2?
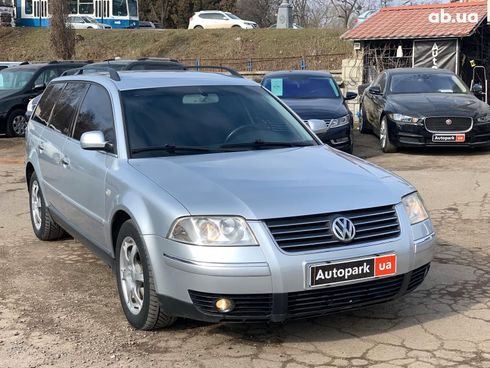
188;11;258;29
67;16;112;29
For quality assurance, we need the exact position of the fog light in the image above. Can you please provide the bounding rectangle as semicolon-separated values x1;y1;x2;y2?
215;298;234;313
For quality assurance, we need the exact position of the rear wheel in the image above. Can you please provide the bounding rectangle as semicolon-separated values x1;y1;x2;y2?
29;173;66;240
115;220;176;330
232;25;241;28
359;106;372;134
380;116;397;153
7;109;27;137
193;25;203;29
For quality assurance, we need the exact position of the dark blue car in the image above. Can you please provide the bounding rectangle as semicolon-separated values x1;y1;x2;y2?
262;71;357;153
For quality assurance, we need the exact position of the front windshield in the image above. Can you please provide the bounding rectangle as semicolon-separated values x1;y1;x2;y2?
225;12;240;19
263;76;341;99
122;85;316;158
389;73;469;94
0;69;35;90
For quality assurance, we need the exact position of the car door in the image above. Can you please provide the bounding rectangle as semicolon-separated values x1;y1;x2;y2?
370;73;387;132
60;83;117;251
33;82;70;212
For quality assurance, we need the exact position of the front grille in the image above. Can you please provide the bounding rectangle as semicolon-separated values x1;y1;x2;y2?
265;205;400;253
188;291;272;318
288;274;404;318
425;117;472;132
407;263;430;292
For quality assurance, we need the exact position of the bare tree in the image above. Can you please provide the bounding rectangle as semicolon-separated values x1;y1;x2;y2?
330;0;360;28
50;0;75;59
235;0;277;27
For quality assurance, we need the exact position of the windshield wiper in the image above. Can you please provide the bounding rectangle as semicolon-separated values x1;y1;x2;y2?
131;144;217;155
220;140;314;149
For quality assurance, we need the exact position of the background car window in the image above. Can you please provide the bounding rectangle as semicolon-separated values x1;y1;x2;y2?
34;69;59;87
389;73;469;94
32;83;65;125
263;76;340;99
0;69;35;90
49;82;89;135
73;84;116;146
199;14;212;19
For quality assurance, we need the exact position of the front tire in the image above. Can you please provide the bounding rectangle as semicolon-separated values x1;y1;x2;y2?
193;25;203;29
380;116;397;153
7;109;27;137
115;220;176;330
29;172;66;240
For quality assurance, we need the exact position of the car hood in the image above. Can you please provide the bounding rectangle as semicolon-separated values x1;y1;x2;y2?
387;93;489;118
129;146;414;220
281;98;348;120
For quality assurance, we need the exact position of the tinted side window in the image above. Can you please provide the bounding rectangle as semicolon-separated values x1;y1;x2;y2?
32;83;65;124
73;84;116;146
34;69;60;86
49;82;89;135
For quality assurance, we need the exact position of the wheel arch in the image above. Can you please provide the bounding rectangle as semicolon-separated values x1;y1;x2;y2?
25;162;35;190
111;210;133;255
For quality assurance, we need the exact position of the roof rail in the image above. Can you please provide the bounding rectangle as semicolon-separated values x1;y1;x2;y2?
137;57;181;63
74;67;121;81
19;61;30;65
183;65;243;78
48;60;94;64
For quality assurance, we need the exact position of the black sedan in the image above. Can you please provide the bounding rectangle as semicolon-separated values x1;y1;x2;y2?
262;71;357;153
360;67;490;152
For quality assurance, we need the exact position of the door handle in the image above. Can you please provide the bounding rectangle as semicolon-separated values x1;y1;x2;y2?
38;143;45;152
60;157;70;167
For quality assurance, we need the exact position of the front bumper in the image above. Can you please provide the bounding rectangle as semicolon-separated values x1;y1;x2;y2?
144;204;436;323
316;124;353;152
388;118;490;148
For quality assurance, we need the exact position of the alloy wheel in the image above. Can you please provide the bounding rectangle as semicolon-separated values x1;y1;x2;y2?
31;180;42;231
119;236;145;315
380;118;387;149
12;115;27;136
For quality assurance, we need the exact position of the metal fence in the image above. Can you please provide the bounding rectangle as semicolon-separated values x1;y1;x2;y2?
178;52;350;72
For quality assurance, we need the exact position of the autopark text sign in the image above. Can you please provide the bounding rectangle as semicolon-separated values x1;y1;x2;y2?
413;40;458;73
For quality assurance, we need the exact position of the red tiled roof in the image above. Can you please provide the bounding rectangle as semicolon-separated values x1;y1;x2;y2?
342;1;487;40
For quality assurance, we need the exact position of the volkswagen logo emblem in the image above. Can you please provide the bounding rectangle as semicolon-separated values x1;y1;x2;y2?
445;119;453;126
331;217;356;243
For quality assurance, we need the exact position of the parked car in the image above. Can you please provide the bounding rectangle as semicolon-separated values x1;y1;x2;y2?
0;61;88;137
262;71;357;153
67;15;112;29
360;67;490;152
188;11;258;29
354;10;377;26
25;93;41;121
138;21;162;29
63;58;186;74
26;69;435;329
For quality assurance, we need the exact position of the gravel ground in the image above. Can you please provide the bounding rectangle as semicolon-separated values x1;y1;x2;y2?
0;132;489;368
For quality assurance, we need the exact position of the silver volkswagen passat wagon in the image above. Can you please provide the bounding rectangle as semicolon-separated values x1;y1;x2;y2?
25;70;436;330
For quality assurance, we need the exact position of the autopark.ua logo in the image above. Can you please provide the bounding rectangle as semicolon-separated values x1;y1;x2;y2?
428;9;479;24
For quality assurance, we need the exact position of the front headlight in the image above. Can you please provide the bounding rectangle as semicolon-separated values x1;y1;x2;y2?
402;192;429;225
388;113;419;124
329;115;350;129
476;114;490;123
168;216;258;246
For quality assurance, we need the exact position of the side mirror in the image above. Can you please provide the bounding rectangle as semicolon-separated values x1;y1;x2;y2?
306;119;328;135
33;83;46;92
345;91;358;100
80;131;109;151
471;83;483;94
368;86;382;95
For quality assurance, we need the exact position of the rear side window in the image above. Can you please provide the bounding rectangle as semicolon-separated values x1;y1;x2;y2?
73;84;116;146
49;82;89;135
32;82;65;125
